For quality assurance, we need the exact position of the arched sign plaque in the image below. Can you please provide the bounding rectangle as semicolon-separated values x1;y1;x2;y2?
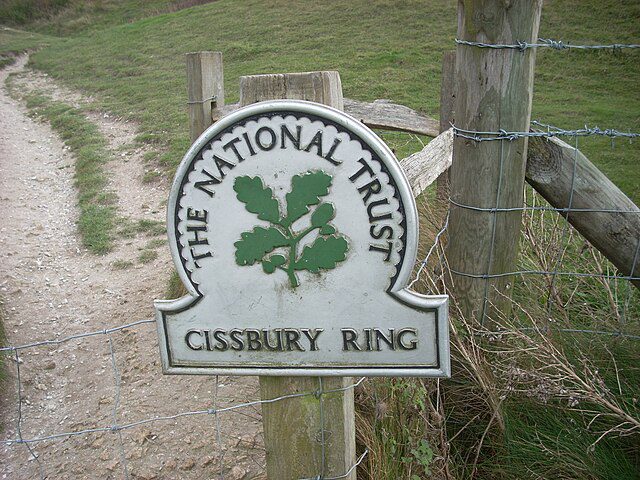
155;100;449;377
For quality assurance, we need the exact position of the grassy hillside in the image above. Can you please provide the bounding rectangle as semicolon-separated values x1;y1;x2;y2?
1;1;639;478
4;0;636;202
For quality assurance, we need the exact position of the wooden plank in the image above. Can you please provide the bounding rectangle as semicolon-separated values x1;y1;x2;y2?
436;51;456;198
343;98;438;137
399;131;640;289
446;0;543;325
239;71;356;480
527;136;640;289
240;71;343;110
213;97;438;137
400;129;453;197
186;51;224;143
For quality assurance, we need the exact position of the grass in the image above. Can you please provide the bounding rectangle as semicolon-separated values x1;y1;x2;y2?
1;1;639;478
0;26;51;66
111;259;134;270
6;87;117;254
138;249;158;264
401;191;640;479
118;218;165;238
0;0;631;202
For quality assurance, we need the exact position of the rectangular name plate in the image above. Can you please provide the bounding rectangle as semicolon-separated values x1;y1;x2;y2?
155;100;449;377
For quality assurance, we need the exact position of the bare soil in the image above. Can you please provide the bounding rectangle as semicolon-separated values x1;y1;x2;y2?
0;57;264;480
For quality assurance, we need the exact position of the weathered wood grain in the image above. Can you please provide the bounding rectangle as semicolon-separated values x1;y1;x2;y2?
240;71;343;110
400;129;453;197
186;51;224;142
213;97;438;137
342;98;438;137
527;136;640;289
400;130;640;289
446;0;543;325
239;71;356;480
436;51;456;198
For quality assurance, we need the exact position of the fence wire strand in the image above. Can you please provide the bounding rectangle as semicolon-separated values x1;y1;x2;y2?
108;335;130;480
1;317;367;477
407;114;640;344
456;38;640;51
3;34;640;478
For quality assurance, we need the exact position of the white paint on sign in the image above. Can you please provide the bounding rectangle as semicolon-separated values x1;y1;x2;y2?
155;100;449;376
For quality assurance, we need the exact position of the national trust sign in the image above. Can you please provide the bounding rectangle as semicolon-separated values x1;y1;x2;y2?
155;100;449;377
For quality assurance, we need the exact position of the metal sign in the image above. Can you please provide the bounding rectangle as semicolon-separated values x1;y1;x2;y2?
155;100;449;376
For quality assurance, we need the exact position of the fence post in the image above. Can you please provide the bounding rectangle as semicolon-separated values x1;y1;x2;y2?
446;1;543;325
436;50;456;199
186;51;224;142
238;71;356;480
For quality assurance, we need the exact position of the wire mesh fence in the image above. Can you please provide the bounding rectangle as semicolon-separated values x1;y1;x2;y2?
2;36;639;479
1;318;369;479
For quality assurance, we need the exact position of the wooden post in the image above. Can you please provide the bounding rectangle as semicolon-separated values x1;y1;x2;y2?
527;136;640;290
239;71;343;110
239;71;356;480
435;51;456;199
186;51;224;142
446;1;543;324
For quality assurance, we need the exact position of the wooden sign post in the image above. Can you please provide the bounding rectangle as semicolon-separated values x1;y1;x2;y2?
169;56;449;479
237;71;355;479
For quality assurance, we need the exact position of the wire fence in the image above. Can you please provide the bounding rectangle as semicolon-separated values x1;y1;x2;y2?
406;117;639;330
2;36;639;479
410;38;639;336
1;317;369;479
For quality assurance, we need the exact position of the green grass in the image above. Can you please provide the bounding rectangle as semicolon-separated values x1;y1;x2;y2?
1;1;639;477
0;0;70;26
138;249;158;264
5;0;634;202
118;218;165;238
0;26;51;59
13;91;116;253
111;259;134;270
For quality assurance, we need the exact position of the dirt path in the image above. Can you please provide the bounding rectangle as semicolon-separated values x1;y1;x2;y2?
0;58;263;480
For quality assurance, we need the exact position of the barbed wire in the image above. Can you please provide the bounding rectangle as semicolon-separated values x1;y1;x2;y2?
413;115;639;334
452;122;640;142
455;38;640;52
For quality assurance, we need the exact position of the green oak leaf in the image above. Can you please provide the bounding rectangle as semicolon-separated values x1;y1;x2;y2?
234;176;281;224
269;254;286;267
311;203;335;227
294;236;348;273
282;171;332;227
319;225;336;235
262;259;275;274
235;226;288;266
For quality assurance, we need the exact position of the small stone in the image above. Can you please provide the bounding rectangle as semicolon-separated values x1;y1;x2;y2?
90;437;104;449
163;459;177;471
229;466;247;480
133;469;158;480
180;458;196;471
43;360;56;370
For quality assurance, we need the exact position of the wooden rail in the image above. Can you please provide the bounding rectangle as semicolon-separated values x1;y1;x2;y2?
212;98;439;137
400;130;640;290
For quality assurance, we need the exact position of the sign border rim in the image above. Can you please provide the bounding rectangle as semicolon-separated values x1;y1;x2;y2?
155;100;450;378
